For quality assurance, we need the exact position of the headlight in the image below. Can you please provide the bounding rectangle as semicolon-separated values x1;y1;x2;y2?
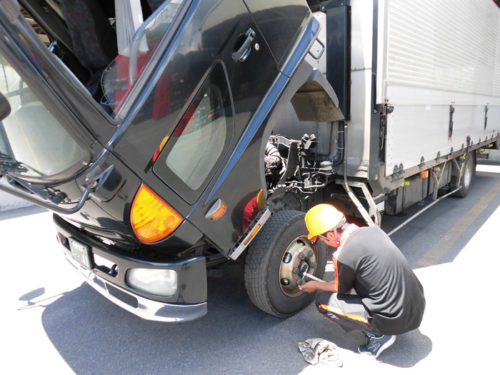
126;268;178;297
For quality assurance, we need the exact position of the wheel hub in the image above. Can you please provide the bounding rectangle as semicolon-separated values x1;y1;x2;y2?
279;237;317;297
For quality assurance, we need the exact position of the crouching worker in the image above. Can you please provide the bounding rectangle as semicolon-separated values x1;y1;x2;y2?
299;204;425;359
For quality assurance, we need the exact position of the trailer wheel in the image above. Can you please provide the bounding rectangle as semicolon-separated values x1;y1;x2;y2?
451;152;476;198
244;210;327;318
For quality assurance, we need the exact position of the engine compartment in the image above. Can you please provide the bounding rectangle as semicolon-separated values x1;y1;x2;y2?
264;126;344;213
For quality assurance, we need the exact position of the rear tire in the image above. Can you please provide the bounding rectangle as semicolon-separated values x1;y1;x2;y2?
244;210;328;318
451;152;476;198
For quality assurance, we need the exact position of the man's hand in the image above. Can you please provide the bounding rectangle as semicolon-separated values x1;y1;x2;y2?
299;279;339;294
298;280;319;293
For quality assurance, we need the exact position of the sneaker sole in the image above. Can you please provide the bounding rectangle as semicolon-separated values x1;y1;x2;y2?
374;335;396;359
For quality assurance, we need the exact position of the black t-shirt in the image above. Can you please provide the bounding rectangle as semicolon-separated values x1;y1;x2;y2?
336;227;426;335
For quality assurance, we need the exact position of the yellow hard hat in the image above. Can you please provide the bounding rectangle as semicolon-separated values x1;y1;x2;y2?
305;204;345;240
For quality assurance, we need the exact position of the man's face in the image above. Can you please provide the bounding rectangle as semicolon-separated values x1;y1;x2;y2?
318;230;341;248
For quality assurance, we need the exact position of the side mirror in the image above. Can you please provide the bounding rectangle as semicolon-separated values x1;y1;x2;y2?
0;92;11;122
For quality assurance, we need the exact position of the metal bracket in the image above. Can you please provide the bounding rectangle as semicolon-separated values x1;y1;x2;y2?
451;157;466;192
430;161;448;201
484;105;489;130
448;105;455;140
336;179;380;227
378;104;393;158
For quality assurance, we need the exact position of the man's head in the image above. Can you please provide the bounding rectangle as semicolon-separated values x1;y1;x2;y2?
305;204;347;248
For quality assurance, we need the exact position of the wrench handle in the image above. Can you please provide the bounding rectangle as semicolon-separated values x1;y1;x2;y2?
303;272;324;282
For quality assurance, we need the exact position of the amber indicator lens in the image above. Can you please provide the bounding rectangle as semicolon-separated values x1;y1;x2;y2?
130;184;183;243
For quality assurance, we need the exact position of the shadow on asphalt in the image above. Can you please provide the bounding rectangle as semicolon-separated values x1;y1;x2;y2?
378;329;432;368
33;261;433;374
39;262;311;374
382;170;500;269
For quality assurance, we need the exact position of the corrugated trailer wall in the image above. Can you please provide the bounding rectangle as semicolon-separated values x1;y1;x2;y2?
376;0;500;176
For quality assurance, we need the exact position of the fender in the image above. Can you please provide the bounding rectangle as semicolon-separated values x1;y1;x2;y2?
258;56;344;196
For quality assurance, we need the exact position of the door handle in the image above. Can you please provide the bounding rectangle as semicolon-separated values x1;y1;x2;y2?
232;28;256;62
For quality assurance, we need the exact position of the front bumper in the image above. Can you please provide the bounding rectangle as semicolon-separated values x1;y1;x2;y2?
64;253;207;322
55;216;208;322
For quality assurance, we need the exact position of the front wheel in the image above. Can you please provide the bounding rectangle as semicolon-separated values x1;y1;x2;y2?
244;210;328;317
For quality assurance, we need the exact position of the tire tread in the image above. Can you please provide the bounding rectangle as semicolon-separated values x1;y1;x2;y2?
244;210;308;317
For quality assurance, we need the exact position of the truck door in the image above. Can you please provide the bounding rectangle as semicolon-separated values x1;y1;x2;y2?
146;0;281;254
243;0;310;67
186;0;290;254
183;1;312;255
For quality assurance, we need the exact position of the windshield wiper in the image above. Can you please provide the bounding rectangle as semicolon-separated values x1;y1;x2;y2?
3;174;66;204
0;152;64;203
0;151;24;174
0;152;43;176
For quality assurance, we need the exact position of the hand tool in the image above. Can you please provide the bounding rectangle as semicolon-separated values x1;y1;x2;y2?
302;272;324;282
297;271;325;286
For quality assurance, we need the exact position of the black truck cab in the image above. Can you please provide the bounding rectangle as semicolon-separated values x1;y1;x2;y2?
0;0;342;321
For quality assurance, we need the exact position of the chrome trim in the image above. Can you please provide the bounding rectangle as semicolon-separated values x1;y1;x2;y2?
64;253;207;322
229;208;272;260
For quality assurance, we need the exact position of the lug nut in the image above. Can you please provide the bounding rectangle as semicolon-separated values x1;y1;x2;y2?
293;267;299;274
299;253;305;260
281;278;290;286
309;262;317;269
308;250;314;258
283;252;292;264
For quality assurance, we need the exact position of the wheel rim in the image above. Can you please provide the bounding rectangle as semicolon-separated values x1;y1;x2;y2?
463;158;473;189
278;236;317;297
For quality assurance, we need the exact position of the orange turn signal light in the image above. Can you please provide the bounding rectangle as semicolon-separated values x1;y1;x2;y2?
205;199;227;221
243;224;262;246
420;170;429;179
130;184;183;244
211;201;226;220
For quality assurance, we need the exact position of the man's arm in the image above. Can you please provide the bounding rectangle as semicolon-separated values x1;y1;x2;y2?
298;279;338;293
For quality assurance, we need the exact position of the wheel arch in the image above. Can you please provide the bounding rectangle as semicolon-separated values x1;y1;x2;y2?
258;59;344;203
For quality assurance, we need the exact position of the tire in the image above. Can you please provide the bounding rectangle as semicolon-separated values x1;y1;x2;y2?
451;151;476;198
244;210;328;318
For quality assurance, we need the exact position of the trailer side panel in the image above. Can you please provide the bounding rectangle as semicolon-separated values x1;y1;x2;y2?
376;0;500;175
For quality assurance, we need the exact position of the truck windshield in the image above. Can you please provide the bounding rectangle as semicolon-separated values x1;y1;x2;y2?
0;54;85;178
101;0;184;116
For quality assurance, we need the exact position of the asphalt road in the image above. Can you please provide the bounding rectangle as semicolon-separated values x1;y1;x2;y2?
2;160;500;374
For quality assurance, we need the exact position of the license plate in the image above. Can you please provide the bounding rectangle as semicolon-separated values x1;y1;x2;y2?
69;238;92;269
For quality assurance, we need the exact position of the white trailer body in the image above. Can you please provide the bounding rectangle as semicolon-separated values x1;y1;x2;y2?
346;0;500;180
